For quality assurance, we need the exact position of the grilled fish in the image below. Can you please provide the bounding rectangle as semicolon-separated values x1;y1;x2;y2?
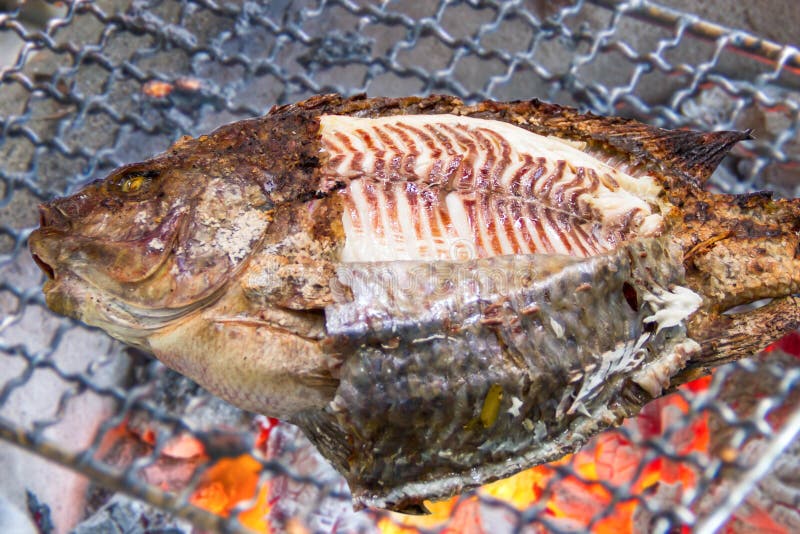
28;94;800;513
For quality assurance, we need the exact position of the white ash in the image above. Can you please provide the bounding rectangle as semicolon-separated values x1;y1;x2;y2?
639;351;800;532
697;350;800;532
214;210;268;264
0;495;36;534
73;494;192;534
264;423;377;534
147;237;165;251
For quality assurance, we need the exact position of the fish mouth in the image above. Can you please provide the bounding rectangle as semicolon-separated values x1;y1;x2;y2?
29;227;62;281
30;202;75;280
32;251;55;280
30;206;185;283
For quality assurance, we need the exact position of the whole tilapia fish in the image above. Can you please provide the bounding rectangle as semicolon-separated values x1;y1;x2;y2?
29;94;800;513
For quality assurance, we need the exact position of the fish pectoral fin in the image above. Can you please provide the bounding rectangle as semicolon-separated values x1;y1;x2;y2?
298;368;340;391
212;305;327;341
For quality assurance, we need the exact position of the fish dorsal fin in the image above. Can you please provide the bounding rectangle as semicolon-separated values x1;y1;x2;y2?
580;124;749;185
469;99;751;186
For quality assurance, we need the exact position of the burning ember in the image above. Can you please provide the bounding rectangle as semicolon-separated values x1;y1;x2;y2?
187;418;278;531
142;80;174;99
87;335;800;533
190;456;265;517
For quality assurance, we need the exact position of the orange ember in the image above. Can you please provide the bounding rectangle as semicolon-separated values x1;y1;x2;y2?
190;455;261;514
192;333;800;533
189;454;273;531
175;77;202;92
163;433;206;459
143;80;173;98
184;418;281;530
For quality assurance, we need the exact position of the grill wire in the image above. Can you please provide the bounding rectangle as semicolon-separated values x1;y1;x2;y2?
1;0;799;532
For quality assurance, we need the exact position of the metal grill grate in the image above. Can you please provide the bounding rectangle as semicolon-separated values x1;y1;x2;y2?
1;1;799;532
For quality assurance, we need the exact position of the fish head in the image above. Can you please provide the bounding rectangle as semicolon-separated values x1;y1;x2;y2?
29;139;273;349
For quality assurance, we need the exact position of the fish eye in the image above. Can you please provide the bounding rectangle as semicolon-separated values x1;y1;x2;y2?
121;175;146;193
112;169;159;197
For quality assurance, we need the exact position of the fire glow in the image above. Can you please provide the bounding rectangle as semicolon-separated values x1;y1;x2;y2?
379;377;712;534
107;333;800;533
184;418;278;532
179;381;714;534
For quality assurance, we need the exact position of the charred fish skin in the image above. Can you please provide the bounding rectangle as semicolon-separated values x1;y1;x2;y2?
28;94;800;512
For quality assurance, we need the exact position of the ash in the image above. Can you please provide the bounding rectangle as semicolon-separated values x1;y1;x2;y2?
73;494;192;534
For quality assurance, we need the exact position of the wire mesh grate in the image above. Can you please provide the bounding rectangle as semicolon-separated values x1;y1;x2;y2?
1;1;799;532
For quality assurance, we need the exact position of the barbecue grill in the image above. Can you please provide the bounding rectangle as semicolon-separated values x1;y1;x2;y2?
1;1;799;532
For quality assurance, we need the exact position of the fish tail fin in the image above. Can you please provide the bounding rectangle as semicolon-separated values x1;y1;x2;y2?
653;128;752;185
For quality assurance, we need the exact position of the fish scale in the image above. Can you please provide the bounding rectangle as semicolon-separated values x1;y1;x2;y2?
305;238;698;511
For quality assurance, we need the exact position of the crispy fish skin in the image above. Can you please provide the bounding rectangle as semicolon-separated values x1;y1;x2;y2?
28;94;800;512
